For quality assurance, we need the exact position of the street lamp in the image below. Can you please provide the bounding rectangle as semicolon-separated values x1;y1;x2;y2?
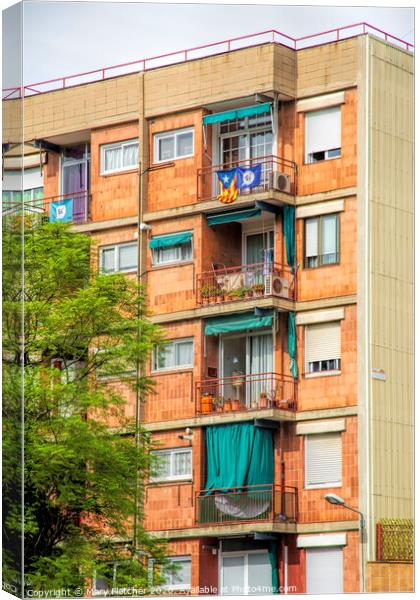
324;494;366;592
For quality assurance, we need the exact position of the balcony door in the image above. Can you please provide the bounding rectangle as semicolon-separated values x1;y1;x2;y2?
61;143;90;223
243;229;274;289
220;551;272;595
220;331;273;407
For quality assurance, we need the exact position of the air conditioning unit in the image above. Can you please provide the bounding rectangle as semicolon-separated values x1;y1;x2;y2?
271;171;291;193
266;274;289;298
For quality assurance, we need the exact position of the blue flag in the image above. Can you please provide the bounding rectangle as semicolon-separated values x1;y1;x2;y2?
236;164;262;190
50;199;73;223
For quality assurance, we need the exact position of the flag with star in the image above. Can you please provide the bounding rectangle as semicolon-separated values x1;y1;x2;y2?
216;168;238;204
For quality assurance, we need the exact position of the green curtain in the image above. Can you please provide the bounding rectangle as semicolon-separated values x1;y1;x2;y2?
205;423;274;492
288;312;298;379
282;205;295;271
149;231;191;249
203;103;271;125
268;541;280;594
204;311;273;336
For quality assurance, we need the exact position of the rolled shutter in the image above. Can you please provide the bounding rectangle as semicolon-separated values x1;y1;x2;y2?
306;547;343;594
305;321;340;367
306;107;341;156
305;432;342;487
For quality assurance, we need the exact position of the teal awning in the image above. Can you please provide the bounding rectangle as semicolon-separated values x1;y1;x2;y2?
204;311;273;336
207;208;262;226
149;231;192;249
203;102;271;126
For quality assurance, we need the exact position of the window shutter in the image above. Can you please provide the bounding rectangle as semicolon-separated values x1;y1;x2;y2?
305;321;341;366
119;244;138;270
306;547;343;593
305;218;318;257
305;433;342;487
306;107;341;156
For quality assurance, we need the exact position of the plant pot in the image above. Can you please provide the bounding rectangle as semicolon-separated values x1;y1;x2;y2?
201;394;213;413
216;405;223;412
232;400;240;410
209;296;217;304
224;400;232;412
245;291;253;299
259;395;268;409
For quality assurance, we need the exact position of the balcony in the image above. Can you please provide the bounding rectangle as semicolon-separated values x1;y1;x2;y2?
196;484;297;526
197;155;297;203
197;262;295;306
196;372;296;415
2;191;91;225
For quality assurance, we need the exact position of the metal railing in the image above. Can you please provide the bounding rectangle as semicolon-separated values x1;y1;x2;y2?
2;191;91;225
196;372;296;415
3;23;413;99
376;519;414;563
197;155;296;202
196;484;297;525
197;262;295;305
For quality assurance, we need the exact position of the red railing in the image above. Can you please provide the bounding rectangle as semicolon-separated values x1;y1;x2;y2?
197;262;295;305
3;23;412;100
2;191;91;224
196;484;297;526
197;155;296;202
196;372;296;415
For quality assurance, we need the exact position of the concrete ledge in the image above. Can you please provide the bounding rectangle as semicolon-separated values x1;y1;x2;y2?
296;520;359;534
149;521;297;540
73;216;138;233
295;187;356;206
145;405;358;432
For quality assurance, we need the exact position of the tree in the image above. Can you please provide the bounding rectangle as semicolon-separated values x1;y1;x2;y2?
2;217;169;594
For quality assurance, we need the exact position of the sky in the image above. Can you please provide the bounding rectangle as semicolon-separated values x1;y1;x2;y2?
1;1;415;89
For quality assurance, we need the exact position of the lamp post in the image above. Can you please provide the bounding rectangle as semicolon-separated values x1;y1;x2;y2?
324;493;366;592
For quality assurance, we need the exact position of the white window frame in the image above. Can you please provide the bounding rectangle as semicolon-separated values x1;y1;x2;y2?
100;138;139;175
152;337;194;372
162;556;191;591
153;127;194;164
304;432;342;489
151;447;193;483
150;234;193;267
99;241;138;274
305;106;342;164
304;321;341;378
220;549;272;596
304;213;340;269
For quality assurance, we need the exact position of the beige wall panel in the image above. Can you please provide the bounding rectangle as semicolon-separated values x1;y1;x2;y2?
3;99;22;142
144;44;294;117
368;38;413;523
297;38;358;97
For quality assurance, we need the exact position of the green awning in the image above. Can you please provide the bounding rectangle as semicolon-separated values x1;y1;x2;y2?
203;102;271;126
149;231;192;249
204;311;273;335
207;208;262;226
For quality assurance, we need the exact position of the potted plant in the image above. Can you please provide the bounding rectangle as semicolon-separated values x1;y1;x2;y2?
232;399;241;410
251;399;258;410
224;399;232;412
232;287;247;301
244;286;254;299
214;395;224;412
259;391;268;408
201;283;216;304
201;392;213;413
252;283;265;297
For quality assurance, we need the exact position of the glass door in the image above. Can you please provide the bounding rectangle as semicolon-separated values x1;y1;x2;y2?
248;333;273;408
244;231;274;288
221;336;247;405
221;552;272;596
61;144;90;223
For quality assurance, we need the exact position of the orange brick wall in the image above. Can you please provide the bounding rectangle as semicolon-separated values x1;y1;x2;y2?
147;110;206;212
296;196;357;301
90;122;139;222
283;417;359;524
296;304;357;411
366;561;414;592
296;89;357;196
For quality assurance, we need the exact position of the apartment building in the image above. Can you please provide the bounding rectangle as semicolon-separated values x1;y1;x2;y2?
2;25;413;594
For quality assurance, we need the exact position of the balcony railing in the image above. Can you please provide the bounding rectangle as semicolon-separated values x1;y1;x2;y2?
196;484;297;526
197;155;297;202
197;262;295;305
196;372;296;415
2;191;91;225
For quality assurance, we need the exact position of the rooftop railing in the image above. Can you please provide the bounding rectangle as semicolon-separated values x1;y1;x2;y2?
3;23;413;100
197;155;296;202
196;372;297;415
197;262;295;306
196;484;298;526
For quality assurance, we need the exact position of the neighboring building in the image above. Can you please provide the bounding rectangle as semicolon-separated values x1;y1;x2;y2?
2;25;413;594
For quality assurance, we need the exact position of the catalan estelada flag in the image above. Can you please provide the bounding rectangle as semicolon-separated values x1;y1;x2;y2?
216;168;238;204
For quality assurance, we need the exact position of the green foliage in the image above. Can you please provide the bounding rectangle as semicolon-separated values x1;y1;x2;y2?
2;219;170;593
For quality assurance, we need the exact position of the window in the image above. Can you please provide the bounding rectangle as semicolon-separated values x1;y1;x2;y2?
305;321;341;375
101;139;139;174
99;242;137;273
221;551;273;596
304;214;339;268
152;338;194;371
162;556;191;591
154;128;194;162
151;241;192;266
305;432;342;488
151;447;192;482
305;106;341;163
